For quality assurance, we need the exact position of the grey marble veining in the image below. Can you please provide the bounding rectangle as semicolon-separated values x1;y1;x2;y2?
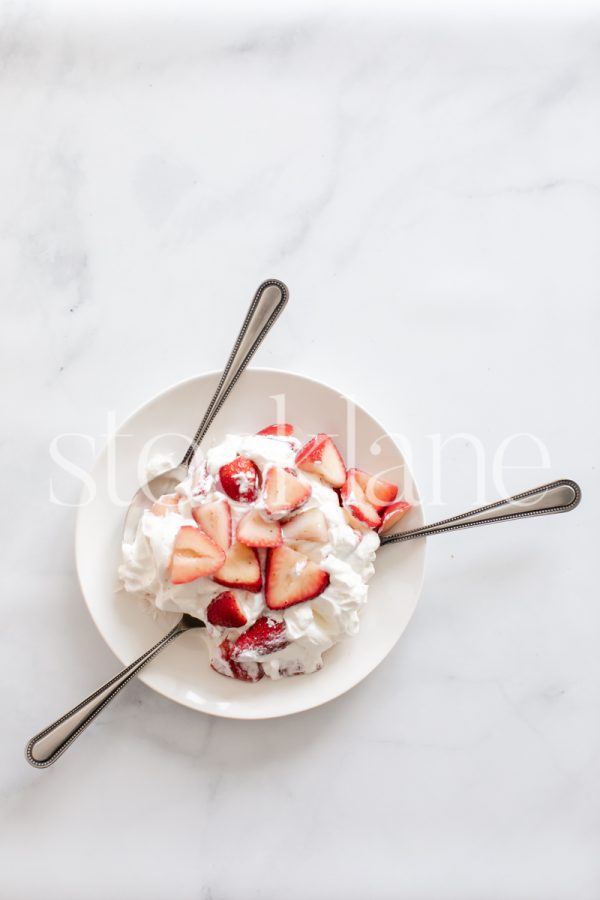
1;3;599;899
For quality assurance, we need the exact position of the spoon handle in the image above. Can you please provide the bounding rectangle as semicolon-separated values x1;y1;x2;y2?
25;618;192;768
379;479;581;545
181;279;289;466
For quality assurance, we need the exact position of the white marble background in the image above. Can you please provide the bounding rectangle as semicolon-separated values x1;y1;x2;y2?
1;2;599;898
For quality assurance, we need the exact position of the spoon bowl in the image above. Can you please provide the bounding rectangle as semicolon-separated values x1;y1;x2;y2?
122;465;188;543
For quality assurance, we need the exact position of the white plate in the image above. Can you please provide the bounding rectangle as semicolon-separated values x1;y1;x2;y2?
76;369;426;719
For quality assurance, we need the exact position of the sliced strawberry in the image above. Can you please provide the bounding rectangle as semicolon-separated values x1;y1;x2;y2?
192;499;232;551
212;639;264;681
170;526;226;584
237;508;283;548
151;493;179;516
219;457;260;503
343;506;370;533
206;590;247;628
340;470;381;529
282;508;329;543
231;616;289;659
265;545;330;610
349;468;398;513
295;434;346;488
257;423;294;437
263;466;311;516
378;500;412;535
213;542;262;592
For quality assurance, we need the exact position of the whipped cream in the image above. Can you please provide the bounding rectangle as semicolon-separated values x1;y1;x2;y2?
119;433;380;680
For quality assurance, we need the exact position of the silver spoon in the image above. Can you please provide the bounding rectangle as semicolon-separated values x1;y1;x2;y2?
123;278;289;544
25;477;580;767
379;478;581;545
25;277;288;770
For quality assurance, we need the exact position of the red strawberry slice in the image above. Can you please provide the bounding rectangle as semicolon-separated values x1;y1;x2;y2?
257;423;294;437
237;508;283;548
192;499;232;551
295;434;346;488
343;506;370;533
213;542;262;592
170;526;226;584
340;470;381;529
349;468;398;513
263;466;311;516
206;590;248;628
212;639;264;681
378;500;412;535
265;545;330;610
231;616;289;659
151;493;179;516
219;457;260;503
282;508;329;543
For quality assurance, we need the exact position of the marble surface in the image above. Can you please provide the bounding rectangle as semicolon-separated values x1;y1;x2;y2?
2;3;599;898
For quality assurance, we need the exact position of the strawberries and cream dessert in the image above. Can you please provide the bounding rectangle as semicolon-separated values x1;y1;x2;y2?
119;424;410;681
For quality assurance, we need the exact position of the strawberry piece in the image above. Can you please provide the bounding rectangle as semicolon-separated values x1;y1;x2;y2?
212;639;264;681
340;471;381;529
378;500;412;535
257;423;294;437
265;545;330;610
348;468;398;513
206;590;247;628
213;542;262;592
151;493;179;516
170;526;226;584
192;499;232;551
231;616;289;659
237;508;283;548
219;457;260;503
282;508;328;543
343;506;370;533
263;466;311;516
295;434;346;488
